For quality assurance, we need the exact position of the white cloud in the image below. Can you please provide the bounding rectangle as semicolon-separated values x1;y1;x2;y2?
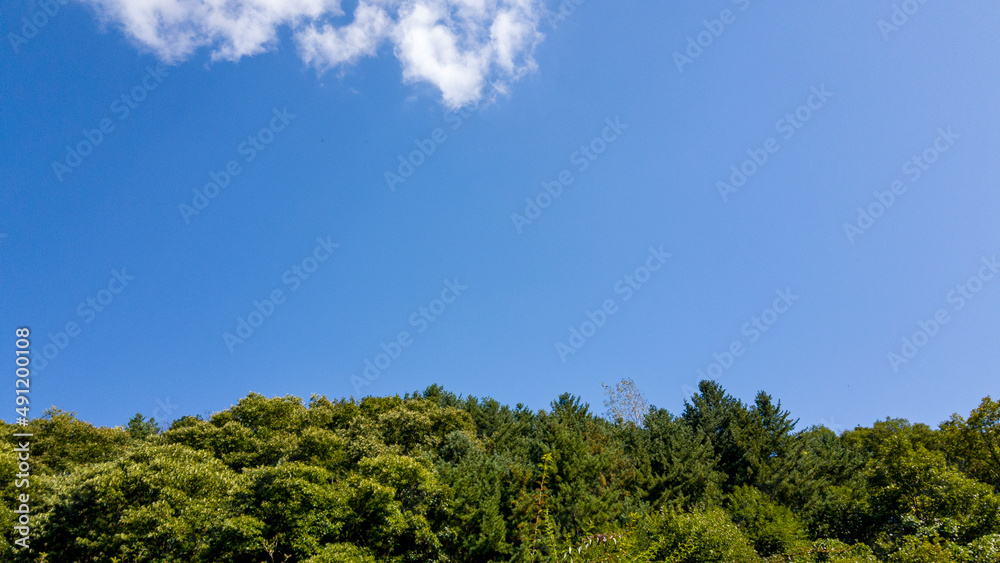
297;3;391;68
79;0;545;107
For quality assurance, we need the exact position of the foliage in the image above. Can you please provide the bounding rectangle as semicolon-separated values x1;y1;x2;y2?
941;397;1000;490
638;506;761;563
1;382;999;562
728;485;807;557
884;536;965;563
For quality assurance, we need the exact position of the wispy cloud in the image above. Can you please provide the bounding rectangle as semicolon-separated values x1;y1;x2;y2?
79;0;545;107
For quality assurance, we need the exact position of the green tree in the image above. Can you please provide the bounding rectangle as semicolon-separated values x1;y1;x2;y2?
24;408;129;474
437;430;521;560
865;434;1000;549
237;462;349;561
768;426;869;542
941;397;1000;489
342;454;451;562
536;394;630;541
681;380;761;492
126;413;160;440
643;407;724;508
32;443;262;562
727;485;806;557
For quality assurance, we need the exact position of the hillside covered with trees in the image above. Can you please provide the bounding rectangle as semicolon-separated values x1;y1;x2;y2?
2;380;1000;562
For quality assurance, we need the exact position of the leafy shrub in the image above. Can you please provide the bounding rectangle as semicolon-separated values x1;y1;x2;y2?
886;536;965;563
728;485;807;557
305;542;378;562
640;506;760;563
763;539;877;562
962;533;1000;563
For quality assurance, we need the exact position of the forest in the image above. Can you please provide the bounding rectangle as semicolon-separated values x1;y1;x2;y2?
2;379;999;562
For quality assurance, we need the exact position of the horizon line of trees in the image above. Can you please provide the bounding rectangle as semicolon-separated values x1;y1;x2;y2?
1;379;999;562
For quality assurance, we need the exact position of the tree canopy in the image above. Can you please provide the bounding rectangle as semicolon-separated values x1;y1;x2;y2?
2;383;1000;562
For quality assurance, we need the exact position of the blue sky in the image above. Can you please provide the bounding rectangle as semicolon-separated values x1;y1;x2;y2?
2;0;999;431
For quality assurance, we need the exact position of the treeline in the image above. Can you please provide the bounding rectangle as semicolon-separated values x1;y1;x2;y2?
1;380;999;562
